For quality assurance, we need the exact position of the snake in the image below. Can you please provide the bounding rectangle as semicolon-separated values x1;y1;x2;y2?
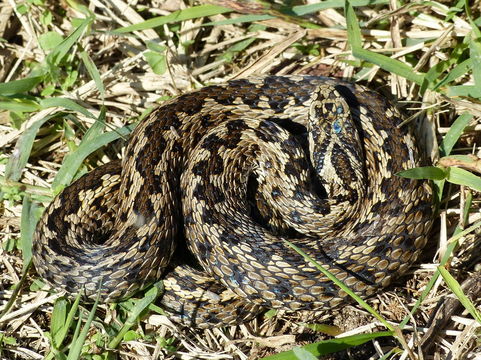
32;75;433;328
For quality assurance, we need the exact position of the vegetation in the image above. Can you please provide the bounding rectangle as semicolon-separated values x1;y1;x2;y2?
0;0;480;358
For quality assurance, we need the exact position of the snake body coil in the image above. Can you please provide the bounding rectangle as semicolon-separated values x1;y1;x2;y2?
32;76;433;327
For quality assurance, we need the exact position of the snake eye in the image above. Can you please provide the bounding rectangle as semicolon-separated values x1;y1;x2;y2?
336;105;344;114
333;120;342;134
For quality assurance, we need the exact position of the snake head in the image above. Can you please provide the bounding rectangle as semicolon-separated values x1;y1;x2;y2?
308;84;366;203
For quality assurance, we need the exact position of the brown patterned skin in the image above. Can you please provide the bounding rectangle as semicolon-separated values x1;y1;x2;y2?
32;76;433;328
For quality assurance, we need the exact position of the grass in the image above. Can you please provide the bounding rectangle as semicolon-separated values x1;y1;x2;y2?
1;0;481;358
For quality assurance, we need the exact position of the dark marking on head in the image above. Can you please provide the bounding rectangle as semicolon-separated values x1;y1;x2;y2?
334;85;360;109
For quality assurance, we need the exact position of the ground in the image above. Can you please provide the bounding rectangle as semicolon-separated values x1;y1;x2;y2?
0;0;481;359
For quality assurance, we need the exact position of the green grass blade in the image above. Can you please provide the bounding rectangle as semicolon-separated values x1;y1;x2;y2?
433;58;472;91
39;97;96;119
439;113;473;156
397;166;447;180
108;282;163;349
446;167;481;192
345;0;424;85
0;76;44;96
4;113;58;182
400;219;481;328
0;262;32;319
51;295;81;349
205;14;272;26
51;124;133;193
79;50;105;98
20;195;41;270
283;240;393;331
81;106;106;143
447;85;481;97
469;38;481;98
345;0;362;48
293;0;388;15
66;293;100;360
114;5;231;33
292;347;318;360
261;331;393;360
51;298;68;349
438;266;481;324
354;48;425;85
0;97;40;112
46;16;93;67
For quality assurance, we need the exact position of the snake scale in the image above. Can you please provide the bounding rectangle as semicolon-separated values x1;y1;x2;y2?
32;75;433;327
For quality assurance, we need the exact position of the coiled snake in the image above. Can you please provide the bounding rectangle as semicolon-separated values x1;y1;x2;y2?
32;76;433;327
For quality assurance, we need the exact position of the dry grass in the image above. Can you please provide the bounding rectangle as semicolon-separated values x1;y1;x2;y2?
1;0;481;359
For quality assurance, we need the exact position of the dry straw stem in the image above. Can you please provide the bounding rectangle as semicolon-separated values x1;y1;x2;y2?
1;0;481;359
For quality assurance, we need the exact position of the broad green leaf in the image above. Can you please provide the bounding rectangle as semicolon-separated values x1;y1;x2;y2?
397;166;447;180
0;76;44;96
144;51;167;75
38;31;64;51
